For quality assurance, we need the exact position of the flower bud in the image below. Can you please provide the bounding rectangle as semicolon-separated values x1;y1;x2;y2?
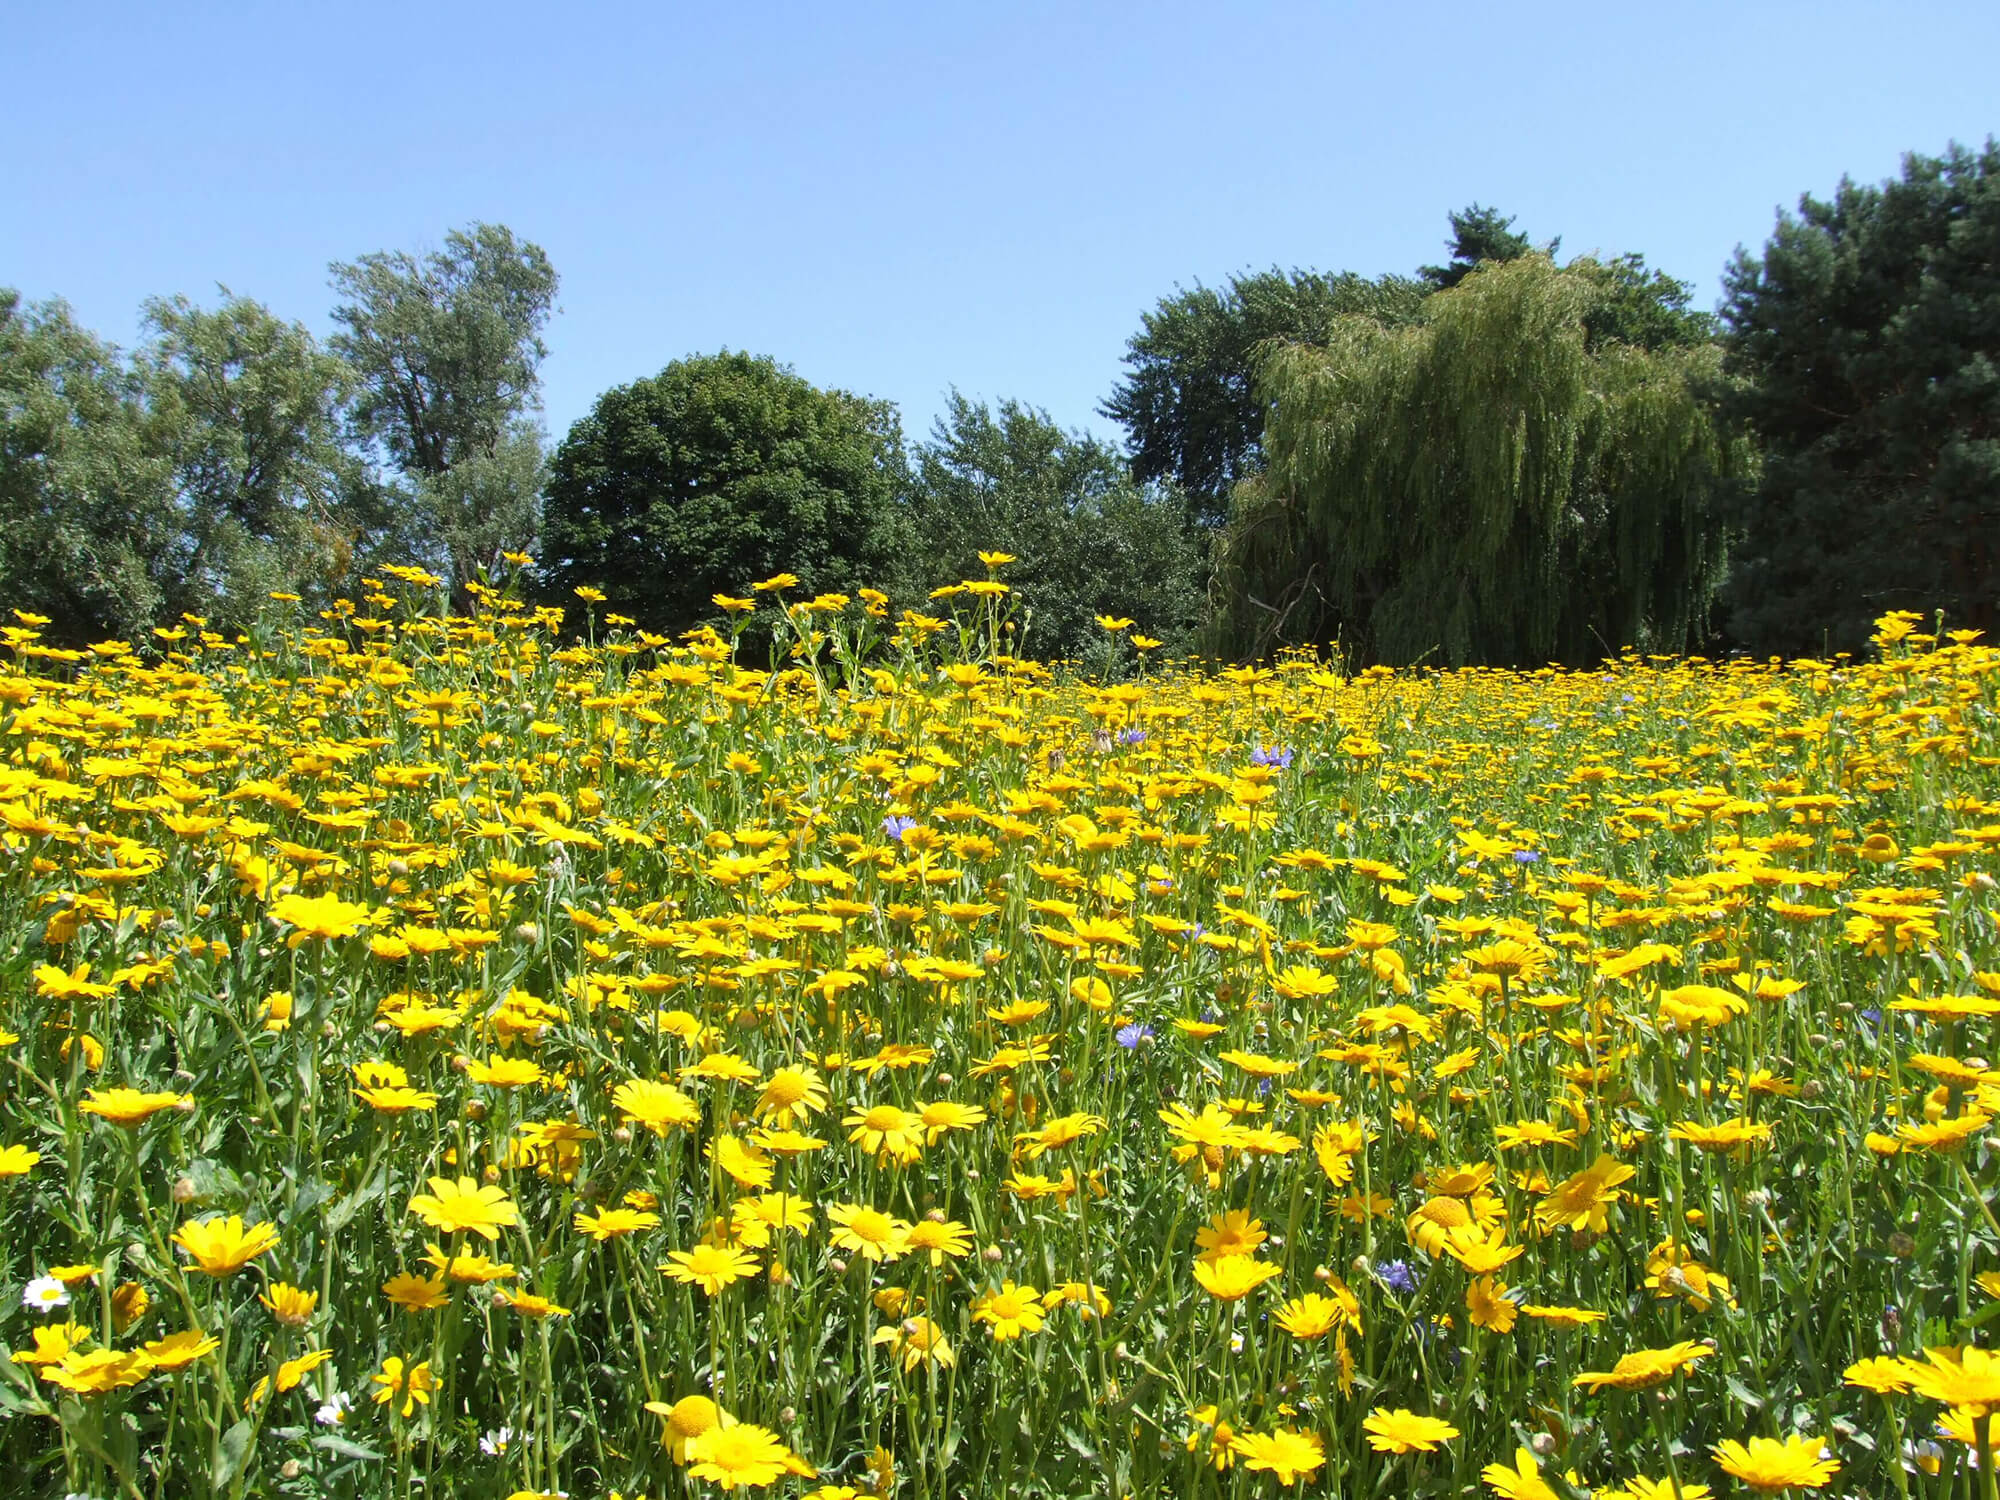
171;1177;197;1204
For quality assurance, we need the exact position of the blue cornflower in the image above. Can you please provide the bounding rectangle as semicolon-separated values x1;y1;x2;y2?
1115;1022;1154;1049
882;815;916;842
1374;1259;1418;1294
1249;745;1294;770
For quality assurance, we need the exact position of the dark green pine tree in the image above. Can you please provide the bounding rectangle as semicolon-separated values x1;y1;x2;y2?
1418;203;1542;289
1719;140;2000;656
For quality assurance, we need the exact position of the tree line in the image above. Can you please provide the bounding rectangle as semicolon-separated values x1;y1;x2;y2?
5;138;1996;664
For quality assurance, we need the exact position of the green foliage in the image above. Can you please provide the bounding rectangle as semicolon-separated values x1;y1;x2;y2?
1213;256;1742;665
138;291;384;622
1718;139;2000;655
541;352;908;635
1101;269;1427;524
901;393;1206;664
1575;253;1715;352
329;223;556;592
1417;202;1540;289
0;291;176;641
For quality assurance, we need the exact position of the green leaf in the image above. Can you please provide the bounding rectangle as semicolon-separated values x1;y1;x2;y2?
312;1433;385;1462
211;1417;255;1490
1724;1376;1765;1410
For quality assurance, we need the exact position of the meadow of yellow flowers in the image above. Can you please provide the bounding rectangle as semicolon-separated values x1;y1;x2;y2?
1;559;1997;1500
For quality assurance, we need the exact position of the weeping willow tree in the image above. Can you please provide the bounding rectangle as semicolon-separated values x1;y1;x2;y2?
1210;255;1742;665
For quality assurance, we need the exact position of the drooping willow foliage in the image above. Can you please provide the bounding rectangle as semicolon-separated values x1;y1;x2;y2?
1209;256;1745;666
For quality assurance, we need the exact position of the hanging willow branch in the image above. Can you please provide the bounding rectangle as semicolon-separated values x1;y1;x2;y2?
1208;255;1743;665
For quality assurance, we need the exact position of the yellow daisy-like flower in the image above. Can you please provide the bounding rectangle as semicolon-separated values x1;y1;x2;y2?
172;1215;280;1277
661;1243;760;1296
406;1176;520;1241
574;1207;662;1241
1230;1427;1325;1484
971;1281;1045;1340
1362;1407;1460;1453
1192;1255;1284;1302
1480;1446;1558;1500
259;1282;319;1327
1710;1433;1839;1491
0;1143;42;1175
1572;1340;1711;1392
370;1355;435;1418
825;1203;910;1263
78;1088;191;1127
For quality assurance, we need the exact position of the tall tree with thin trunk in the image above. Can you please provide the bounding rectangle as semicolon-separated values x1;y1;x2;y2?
329;223;556;591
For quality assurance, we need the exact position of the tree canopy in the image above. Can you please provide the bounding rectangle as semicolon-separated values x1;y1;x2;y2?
540;352;907;636
1211;255;1741;666
1100;268;1427;524
0;292;175;640
901;393;1205;662
138;291;381;622
330;223;555;594
1718;139;2000;655
1418;203;1541;289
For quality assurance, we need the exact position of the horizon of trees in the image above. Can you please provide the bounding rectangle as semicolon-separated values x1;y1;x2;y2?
4;136;1995;664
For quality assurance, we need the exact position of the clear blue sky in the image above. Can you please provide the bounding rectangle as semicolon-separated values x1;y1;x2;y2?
6;1;1995;448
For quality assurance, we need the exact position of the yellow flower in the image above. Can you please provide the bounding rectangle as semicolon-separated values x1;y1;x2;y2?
644;1393;727;1463
1465;1276;1518;1334
902;1217;972;1266
1192;1255;1284;1302
660;1243;759;1296
574;1207;662;1241
464;1054;547;1088
1274;1292;1347;1340
78;1087;191;1127
370;1355;435;1417
1230;1426;1325;1483
381;1272;451;1311
10;1322;90;1366
40;1348;154;1395
1710;1433;1839;1491
259;1283;319;1327
971;1281;1045;1340
172;1215;280;1277
612;1078;701;1135
407;1176;520;1241
1900;1345;2000;1415
1572;1340;1711;1392
826;1203;910;1263
872;1316;954;1372
685;1422;803;1490
1534;1154;1634;1234
0;1143;42;1175
494;1287;572;1318
275;1347;334;1391
1362;1407;1460;1453
1480;1447;1558;1500
268;891;378;944
753;1066;828;1125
